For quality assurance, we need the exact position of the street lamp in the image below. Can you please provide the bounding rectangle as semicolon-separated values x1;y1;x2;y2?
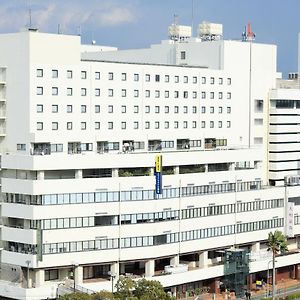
108;271;116;294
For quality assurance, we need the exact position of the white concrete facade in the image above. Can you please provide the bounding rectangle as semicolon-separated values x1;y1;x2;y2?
0;28;298;300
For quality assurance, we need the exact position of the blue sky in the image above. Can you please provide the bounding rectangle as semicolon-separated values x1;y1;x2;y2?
0;0;299;76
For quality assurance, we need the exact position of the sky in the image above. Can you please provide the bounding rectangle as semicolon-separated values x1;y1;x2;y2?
0;0;299;77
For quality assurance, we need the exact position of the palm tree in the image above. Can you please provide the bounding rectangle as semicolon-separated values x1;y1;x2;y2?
267;230;288;300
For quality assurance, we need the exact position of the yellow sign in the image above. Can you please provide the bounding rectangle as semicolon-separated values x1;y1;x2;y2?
155;155;162;172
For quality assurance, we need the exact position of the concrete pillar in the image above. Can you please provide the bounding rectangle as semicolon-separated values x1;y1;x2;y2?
205;164;208;172
145;259;155;277
170;255;179;266
251;242;260;253
199;251;208;268
74;266;83;285
150;167;155;176
120;263;125;275
35;269;44;288
291;265;296;279
75;169;82;179
209;278;220;293
37;171;44;180
229;163;235;171
174;166;179;175
171;286;177;298
110;262;120;281
296;264;300;279
112;168;119;177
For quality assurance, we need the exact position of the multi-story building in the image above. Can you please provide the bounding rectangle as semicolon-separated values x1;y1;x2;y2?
0;24;299;299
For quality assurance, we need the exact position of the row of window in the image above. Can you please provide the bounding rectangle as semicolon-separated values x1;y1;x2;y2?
4;180;262;206
28;198;283;230
36;120;232;131
36;87;232;100
38;217;282;254
36;68;232;85
36;104;232;115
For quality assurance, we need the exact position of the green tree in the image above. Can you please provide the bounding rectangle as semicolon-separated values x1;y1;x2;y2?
60;292;91;300
114;276;136;300
267;230;288;300
91;290;114;300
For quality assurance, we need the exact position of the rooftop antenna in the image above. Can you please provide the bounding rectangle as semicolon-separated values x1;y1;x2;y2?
77;26;82;36
28;8;32;28
57;24;61;34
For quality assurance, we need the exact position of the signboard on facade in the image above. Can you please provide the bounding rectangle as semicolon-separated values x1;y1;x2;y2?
155;155;162;194
286;202;294;237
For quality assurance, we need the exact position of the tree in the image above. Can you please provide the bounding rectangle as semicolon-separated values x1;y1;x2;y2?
114;276;136;300
60;292;91;300
267;230;288;300
91;290;114;300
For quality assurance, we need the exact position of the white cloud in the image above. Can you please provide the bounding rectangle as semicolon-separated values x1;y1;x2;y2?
94;7;135;26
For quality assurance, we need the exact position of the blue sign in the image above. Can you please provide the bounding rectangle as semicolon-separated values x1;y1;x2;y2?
155;172;162;194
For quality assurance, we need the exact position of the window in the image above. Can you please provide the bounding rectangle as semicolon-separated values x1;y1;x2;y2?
201;91;206;99
193;76;197;84
202;77;206;84
145;74;150;82
218;106;223;113
210;77;215;84
52;122;58;130
37;104;43;113
108;72;114;80
219;78;223;85
95;122;100;130
145;106;150;113
45;269;59;281
134;106;139;113
67;105;72;113
95;72;100;80
174;106;179;113
108;122;113;129
174;76;179;83
81;122;86;130
145;122;150;129
67;88;72;96
181;51;186;59
219;92;223;99
227;78;232;85
67;122;72;130
183;106;188;113
108;105;113;113
145;90;150;98
164;121;169;129
81;88;87;96
134;73;139;81
165;75;169;82
134;122;139;129
192;106;197;113
121;105;126;113
95;89;100;96
122;89;126;97
184;76;188;83
227;107;231;113
174;91;179;98
36;122;43;130
52;87;58;95
174;121;179;129
165;91;169;98
81;71;87;79
183;91;188;98
95;105;100;113
67;70;73;79
227;92;231;99
227;121;231;128
165;106;169;113
155;106;160;113
108;89;113;97
201;106;206;113
210;92;214;99
134;90;139;97
192;121;197;128
155;75;160;82
51;144;63;153
52;70;58;78
201;121;205;128
210;107;214;114
36;87;43;95
121;73;127;81
218;121;222;128
52;105;58;113
155;90;160;98
210;121;214;128
36;69;43;77
81;105;86;113
193;91;197;99
155;122;159;129
121;122;126;130
17;144;26;151
183;121;188;128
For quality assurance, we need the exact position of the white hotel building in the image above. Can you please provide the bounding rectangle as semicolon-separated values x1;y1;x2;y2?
0;23;300;299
